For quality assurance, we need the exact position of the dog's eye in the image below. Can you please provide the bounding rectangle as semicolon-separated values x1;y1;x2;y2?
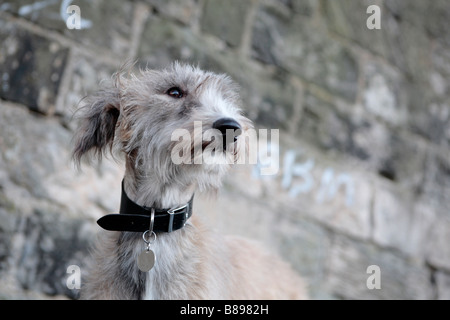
167;87;184;99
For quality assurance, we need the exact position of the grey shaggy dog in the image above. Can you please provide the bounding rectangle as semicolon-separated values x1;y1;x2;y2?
72;63;307;299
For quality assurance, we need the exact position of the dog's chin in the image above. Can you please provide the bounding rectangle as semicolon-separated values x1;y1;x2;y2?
176;152;231;192
168;140;241;191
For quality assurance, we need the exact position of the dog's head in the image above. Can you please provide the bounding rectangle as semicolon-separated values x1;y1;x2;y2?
72;63;253;191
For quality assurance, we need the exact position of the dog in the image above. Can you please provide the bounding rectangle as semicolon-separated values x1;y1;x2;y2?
72;63;307;299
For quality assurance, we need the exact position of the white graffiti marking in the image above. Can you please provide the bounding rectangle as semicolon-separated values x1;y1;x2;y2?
255;148;355;208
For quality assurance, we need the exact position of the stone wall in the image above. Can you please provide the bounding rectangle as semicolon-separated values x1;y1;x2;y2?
0;0;449;299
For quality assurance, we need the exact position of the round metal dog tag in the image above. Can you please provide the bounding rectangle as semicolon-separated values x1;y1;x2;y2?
137;249;155;272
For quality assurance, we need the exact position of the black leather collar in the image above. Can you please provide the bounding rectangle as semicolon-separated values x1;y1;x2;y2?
97;181;194;233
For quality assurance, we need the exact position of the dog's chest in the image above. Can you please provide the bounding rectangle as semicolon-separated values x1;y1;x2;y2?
138;231;201;299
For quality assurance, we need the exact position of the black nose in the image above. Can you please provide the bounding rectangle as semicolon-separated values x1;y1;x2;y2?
212;118;242;147
212;118;242;135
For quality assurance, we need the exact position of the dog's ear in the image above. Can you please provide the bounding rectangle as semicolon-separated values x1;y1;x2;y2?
72;87;120;166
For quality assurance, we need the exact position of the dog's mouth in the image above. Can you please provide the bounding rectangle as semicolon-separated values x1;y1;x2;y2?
201;139;214;151
200;135;238;151
185;134;240;165
197;135;239;155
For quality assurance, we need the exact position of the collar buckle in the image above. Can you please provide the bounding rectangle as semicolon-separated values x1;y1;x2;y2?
167;203;189;232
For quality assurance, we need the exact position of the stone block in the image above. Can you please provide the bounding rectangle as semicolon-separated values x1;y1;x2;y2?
323;0;386;56
353;122;427;188
305;170;372;240
436;271;450;300
323;1;450;147
430;42;450;101
385;0;450;46
274;214;331;298
1;0;134;58
252;4;359;101
0;20;68;115
0;99;123;216
372;182;436;257
421;150;450;215
408;92;450;148
374;131;427;188
13;209;94;298
408;42;450;147
297;91;369;160
145;0;199;26
0;100;70;197
58;54;118;126
201;0;252;47
326;236;434;299
230;66;297;131
299;88;427;189
279;0;319;16
0;207;14;273
323;0;433;81
426;216;450;271
138;15;210;69
362;61;408;127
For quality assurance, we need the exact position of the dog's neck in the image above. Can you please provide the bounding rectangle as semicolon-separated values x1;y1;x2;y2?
123;160;195;209
121;160;200;299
